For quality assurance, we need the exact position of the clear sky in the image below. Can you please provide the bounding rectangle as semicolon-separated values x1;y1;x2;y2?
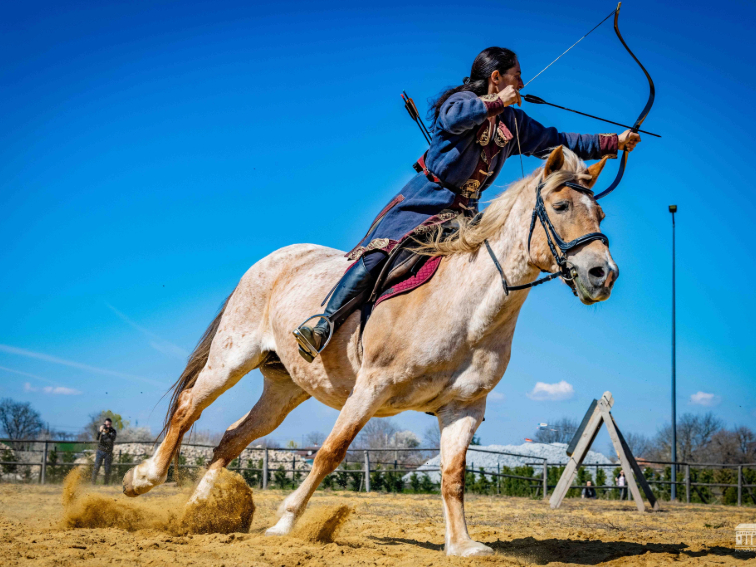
1;0;754;448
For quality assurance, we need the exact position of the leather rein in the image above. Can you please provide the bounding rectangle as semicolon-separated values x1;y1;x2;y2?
484;180;609;296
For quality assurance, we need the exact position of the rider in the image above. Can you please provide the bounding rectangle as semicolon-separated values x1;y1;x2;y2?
294;46;641;362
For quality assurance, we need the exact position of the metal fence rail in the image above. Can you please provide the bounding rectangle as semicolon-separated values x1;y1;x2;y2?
1;439;753;506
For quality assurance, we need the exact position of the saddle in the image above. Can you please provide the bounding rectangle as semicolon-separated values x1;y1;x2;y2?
360;212;462;320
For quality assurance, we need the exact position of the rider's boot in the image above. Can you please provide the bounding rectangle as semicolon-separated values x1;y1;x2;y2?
294;257;376;363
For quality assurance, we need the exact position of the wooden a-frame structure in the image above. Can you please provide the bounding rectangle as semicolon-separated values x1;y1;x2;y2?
549;391;660;512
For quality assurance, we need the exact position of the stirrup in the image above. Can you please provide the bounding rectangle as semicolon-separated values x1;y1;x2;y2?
292;314;335;361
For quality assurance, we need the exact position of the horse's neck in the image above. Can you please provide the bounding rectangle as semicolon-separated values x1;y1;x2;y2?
441;194;540;342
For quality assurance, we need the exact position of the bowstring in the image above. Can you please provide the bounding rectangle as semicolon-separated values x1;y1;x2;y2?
514;6;619;179
522;6;618;89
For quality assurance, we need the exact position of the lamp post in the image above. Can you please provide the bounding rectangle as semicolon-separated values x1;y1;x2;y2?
669;204;677;500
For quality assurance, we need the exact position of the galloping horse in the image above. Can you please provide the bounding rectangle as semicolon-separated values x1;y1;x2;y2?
123;146;618;557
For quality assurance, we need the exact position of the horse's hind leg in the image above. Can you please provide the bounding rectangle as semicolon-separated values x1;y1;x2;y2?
123;334;265;497
189;362;309;503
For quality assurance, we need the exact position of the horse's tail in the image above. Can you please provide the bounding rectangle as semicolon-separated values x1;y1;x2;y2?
158;290;235;441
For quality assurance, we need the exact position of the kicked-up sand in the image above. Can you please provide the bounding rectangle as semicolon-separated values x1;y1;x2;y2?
0;470;754;566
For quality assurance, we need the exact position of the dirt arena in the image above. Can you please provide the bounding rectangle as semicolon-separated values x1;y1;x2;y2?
1;471;754;566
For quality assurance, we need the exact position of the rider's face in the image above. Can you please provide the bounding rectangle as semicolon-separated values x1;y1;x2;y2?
501;59;524;90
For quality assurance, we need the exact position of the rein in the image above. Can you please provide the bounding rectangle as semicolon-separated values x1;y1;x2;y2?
484;180;609;295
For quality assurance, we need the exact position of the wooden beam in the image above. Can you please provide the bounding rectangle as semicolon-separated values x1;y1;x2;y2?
549;392;613;509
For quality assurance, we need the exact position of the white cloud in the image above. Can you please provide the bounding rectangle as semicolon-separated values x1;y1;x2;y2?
24;382;81;395
689;391;721;407
488;391;505;401
527;380;574;401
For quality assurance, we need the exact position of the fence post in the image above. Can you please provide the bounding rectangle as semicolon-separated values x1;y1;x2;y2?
738;465;742;507
497;463;500;495
364;451;371;493
685;464;691;503
543;462;548;500
262;448;268;489
394;460;398;493
292;455;295;486
40;441;48;484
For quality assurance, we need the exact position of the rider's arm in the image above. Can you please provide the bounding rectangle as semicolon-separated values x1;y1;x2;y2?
436;91;504;135
503;107;618;161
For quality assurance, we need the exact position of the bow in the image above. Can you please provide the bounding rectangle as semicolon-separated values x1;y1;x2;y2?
521;2;656;199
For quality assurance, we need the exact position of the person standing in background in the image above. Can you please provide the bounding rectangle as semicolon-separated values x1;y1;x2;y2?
616;470;627;500
91;418;117;485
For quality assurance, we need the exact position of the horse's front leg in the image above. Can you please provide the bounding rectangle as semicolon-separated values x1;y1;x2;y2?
265;377;389;536
437;399;492;557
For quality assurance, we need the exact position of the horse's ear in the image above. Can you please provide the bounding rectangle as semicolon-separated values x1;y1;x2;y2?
543;146;565;178
585;156;609;189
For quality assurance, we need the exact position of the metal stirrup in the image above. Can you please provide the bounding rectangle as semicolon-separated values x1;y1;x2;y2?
292;314;335;358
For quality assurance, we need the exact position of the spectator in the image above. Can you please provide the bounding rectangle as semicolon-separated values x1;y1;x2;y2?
91;418;117;485
582;480;597;499
616;470;627;500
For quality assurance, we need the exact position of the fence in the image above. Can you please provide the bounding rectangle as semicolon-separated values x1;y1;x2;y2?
1;439;753;506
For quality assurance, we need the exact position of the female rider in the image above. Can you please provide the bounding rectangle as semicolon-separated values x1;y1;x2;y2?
294;47;640;362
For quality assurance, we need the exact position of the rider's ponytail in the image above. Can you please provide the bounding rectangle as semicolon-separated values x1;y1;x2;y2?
429;47;518;125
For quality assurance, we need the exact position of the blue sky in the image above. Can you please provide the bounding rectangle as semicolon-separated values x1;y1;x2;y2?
1;0;754;449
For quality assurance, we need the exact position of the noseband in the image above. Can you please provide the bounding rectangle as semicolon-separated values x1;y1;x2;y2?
485;180;609;295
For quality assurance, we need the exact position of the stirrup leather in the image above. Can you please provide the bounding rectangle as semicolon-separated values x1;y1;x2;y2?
292;314;334;360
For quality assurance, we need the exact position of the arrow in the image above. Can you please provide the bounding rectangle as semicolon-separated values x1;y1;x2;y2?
523;94;661;138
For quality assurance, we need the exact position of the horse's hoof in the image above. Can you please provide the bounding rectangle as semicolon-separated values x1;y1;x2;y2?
122;466;153;497
122;467;139;497
265;512;296;536
447;540;494;557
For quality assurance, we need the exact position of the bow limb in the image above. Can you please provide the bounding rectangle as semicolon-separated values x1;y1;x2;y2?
595;2;656;200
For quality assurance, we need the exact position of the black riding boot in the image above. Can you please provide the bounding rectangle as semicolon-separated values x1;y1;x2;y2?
294;256;377;363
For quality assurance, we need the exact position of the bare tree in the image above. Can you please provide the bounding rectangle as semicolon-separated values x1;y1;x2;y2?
0;399;44;448
423;424;440;449
622;432;653;458
354;418;398;450
305;431;326;447
651;412;725;462
703;426;755;464
534;417;578;444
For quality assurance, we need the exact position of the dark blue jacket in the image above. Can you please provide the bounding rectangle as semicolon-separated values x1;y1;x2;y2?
355;91;617;251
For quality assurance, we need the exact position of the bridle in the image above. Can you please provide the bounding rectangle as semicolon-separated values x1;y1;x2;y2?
484;179;609;296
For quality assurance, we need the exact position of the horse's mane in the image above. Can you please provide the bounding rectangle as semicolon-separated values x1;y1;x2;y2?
420;147;591;256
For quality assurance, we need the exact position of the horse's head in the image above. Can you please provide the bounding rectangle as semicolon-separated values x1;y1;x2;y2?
528;146;619;305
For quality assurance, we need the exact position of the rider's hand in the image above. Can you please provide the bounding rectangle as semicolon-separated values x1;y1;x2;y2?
497;85;522;107
618;130;641;152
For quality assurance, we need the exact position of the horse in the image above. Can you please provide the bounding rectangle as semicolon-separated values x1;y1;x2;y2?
122;146;618;557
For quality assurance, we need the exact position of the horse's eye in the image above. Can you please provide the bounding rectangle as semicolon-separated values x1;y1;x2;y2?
552;201;570;212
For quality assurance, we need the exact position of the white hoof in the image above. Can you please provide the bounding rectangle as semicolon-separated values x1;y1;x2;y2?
187;468;219;505
446;540;494;557
123;460;165;497
265;511;297;536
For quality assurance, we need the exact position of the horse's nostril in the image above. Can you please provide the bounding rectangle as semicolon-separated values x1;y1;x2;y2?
589;267;605;279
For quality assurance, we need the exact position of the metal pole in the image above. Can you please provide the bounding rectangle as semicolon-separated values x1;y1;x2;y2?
364;451;371;492
262;447;268;489
497;463;500;495
738;465;742;507
40;441;48;484
685;464;691;503
671;208;677;501
543;463;548;500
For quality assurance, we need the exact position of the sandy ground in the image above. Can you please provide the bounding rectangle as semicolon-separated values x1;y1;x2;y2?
1;477;755;566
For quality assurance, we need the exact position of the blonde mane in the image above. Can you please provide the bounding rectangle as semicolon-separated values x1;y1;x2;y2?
420;148;592;256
